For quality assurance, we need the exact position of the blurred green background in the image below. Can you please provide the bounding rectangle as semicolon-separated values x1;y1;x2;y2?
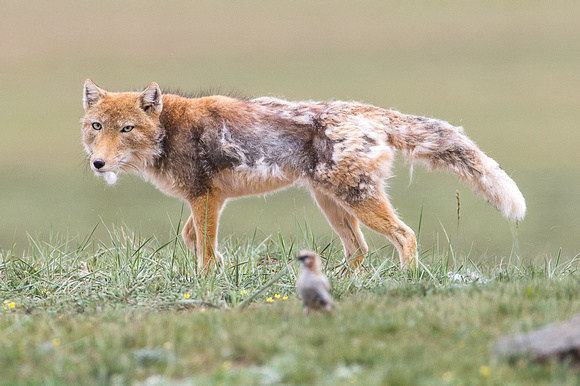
1;1;578;261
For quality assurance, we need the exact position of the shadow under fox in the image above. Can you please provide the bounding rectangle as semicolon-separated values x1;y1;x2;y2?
81;80;526;271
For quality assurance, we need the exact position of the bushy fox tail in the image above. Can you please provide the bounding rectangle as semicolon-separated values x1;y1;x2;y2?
384;114;526;221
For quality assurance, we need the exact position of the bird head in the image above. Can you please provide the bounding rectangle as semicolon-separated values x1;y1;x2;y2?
297;250;320;271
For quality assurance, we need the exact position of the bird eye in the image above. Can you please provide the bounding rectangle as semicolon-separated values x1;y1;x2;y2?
121;125;134;133
92;122;102;130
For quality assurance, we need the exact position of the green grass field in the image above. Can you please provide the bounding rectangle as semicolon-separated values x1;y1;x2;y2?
1;1;580;384
1;228;579;384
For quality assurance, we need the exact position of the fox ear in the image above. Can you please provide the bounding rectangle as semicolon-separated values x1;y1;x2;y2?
83;79;106;110
139;82;163;115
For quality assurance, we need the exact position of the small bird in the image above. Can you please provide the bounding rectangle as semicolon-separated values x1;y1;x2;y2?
296;250;334;315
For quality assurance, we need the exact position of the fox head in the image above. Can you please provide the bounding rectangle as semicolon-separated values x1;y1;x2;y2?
81;79;165;184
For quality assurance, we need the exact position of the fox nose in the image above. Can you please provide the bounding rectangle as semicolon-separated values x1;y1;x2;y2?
93;159;106;170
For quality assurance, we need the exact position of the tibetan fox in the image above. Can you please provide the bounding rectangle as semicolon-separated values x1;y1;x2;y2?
81;80;525;271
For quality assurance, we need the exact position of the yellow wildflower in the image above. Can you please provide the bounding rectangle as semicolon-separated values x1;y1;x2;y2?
479;365;490;377
183;293;190;299
266;297;274;303
283;296;289;300
526;284;532;298
53;339;61;346
274;294;281;299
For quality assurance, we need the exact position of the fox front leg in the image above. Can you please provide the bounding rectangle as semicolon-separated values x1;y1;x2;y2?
188;190;226;273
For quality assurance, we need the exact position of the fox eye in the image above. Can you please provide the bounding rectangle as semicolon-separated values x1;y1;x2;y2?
121;125;134;133
92;122;102;130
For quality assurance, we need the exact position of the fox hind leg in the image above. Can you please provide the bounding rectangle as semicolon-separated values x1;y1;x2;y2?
346;192;418;269
311;188;369;269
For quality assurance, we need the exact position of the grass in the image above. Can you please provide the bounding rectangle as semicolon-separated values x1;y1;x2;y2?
1;221;579;384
